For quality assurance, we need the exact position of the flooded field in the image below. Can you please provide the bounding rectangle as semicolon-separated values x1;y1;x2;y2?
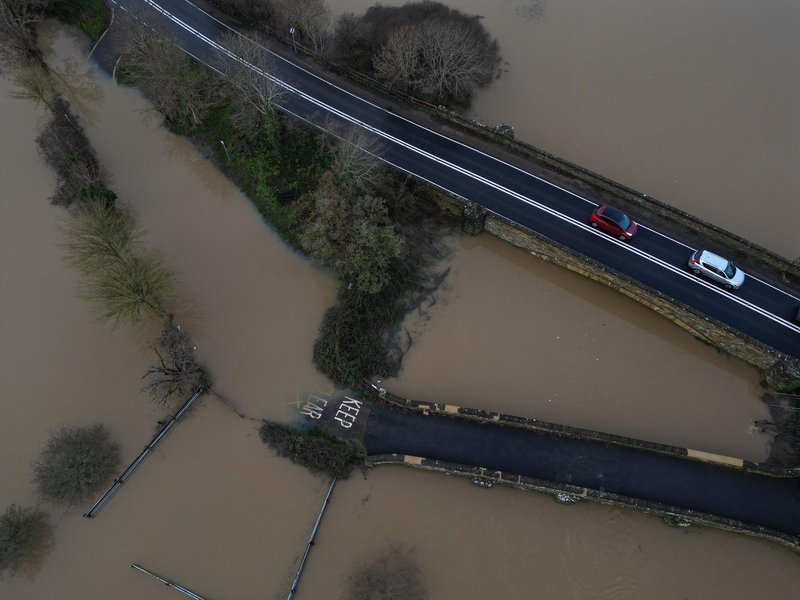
0;22;796;600
326;0;800;258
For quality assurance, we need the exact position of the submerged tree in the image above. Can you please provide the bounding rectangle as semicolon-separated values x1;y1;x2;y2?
63;196;175;327
33;424;121;507
36;100;103;208
143;315;211;405
0;505;53;578
343;543;428;600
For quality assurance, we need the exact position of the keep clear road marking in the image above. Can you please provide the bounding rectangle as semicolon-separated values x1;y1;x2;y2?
136;0;800;333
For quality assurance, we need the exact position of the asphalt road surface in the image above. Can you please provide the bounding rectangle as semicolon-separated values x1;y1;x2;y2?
112;0;800;357
366;402;800;539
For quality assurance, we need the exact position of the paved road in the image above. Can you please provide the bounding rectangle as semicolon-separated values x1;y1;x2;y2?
116;0;800;357
365;403;800;538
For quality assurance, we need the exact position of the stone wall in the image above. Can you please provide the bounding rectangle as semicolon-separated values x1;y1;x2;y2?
431;191;790;374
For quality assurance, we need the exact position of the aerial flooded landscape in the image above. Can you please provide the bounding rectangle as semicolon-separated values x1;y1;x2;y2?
1;1;799;598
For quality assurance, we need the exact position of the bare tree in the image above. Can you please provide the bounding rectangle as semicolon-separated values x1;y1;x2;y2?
143;315;211;405
218;31;284;130
114;9;220;128
327;122;385;192
372;25;419;92
343;544;428;600
272;0;331;54
414;19;498;105
0;0;48;67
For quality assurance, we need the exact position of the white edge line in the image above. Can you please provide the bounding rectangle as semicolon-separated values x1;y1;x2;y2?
133;0;800;332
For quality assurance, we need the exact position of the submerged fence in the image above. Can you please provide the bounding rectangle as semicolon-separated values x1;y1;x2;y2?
83;386;207;518
132;563;208;600
286;477;337;600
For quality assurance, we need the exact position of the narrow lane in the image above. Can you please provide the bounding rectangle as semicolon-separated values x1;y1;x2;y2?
366;402;800;540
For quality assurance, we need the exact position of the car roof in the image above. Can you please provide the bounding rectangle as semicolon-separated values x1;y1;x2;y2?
600;205;626;222
698;250;731;270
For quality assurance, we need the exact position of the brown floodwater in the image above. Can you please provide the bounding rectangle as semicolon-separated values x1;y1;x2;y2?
298;466;800;599
1;24;337;599
385;233;772;461
326;0;800;257
0;21;797;600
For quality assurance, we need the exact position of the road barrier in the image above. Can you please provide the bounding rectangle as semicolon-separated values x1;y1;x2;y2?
286;477;336;600
132;563;208;599
83;387;207;518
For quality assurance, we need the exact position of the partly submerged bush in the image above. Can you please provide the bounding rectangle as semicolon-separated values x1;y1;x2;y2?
0;505;54;578
259;421;365;478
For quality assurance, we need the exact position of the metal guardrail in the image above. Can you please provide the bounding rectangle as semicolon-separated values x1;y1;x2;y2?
132;563;208;599
83;386;207;518
286;477;336;600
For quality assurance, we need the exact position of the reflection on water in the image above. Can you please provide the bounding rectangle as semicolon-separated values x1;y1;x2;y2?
326;0;800;257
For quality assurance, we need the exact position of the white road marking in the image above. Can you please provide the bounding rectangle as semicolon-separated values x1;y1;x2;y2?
128;0;800;334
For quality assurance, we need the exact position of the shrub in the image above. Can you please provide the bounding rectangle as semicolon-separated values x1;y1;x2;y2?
33;424;121;506
259;421;365;478
0;505;54;578
301;172;404;295
63;196;175;327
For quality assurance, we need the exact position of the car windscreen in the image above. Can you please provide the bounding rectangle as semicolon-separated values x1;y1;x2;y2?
723;262;736;278
604;207;630;229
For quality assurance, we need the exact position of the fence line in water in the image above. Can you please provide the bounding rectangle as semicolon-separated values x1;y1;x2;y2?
287;477;337;600
132;563;208;600
83;386;207;518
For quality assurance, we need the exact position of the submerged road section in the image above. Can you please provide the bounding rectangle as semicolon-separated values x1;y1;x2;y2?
112;0;800;357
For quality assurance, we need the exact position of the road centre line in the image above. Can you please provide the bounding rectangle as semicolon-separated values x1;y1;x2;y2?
178;0;800;304
141;0;800;332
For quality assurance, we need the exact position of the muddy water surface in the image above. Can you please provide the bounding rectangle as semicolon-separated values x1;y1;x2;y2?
0;22;796;600
386;234;771;461
298;466;800;599
326;0;800;257
0;25;337;598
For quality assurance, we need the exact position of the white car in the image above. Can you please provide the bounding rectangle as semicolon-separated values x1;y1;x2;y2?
688;250;746;290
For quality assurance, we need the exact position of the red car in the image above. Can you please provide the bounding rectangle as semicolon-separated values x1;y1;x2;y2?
589;204;638;241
